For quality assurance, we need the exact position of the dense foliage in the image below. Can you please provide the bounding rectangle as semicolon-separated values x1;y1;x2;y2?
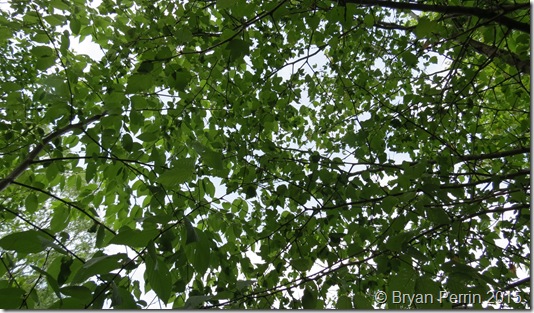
0;0;530;309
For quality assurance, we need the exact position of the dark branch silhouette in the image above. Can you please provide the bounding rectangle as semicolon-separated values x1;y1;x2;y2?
0;112;107;193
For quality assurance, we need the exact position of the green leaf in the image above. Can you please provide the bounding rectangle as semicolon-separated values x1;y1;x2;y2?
217;0;235;9
157;158;195;187
405;246;430;262
137;60;154;73
347;242;364;257
302;287;317;309
191;231;211;276
226;39;249;60
60;286;92;302
171;69;192;91
426;207;451;225
381;196;398;214
90;284;108;309
0;26;12;43
72;253;129;283
109;227;159;248
70;18;81;35
384;232;410;252
0;288;26;309
95;224;106;248
51;0;70;10
50;297;86;309
414;277;442;309
31;45;56;70
57;257;73;286
202;149;224;170
44;14;66;26
0;230;49;254
290;258;310;271
363;14;374;27
174;28;192;44
25;194;38;214
184;217;199;244
236;280;255;290
130;95;147;109
146;255;172;304
386;266;416;308
50;206;71;233
111;283;139;309
414;17;437;38
1;81;21;92
30;266;61;299
353;293;373;309
85;161;97;183
60;32;70;54
184;295;212;308
336;295;353;309
0;256;7;277
156;47;172;60
46;163;59;181
401;51;418;67
31;45;54;58
137;130;160;143
126;74;153;93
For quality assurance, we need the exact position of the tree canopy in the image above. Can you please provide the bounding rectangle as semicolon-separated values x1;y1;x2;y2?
0;0;530;309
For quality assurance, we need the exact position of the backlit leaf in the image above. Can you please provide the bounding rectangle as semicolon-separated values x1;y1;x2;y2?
157;158;195;187
50;207;71;233
0;230;49;254
146;254;172;304
72;253;129;284
0;288;26;309
336;295;352;309
109;227;159;248
302;287;317;309
126;74;153;93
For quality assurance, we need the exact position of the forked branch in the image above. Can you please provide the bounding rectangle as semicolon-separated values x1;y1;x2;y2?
0;112;107;193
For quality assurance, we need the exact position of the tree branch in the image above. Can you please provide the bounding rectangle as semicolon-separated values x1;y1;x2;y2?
465;38;530;74
12;181;116;235
346;0;530;33
373;19;530;75
0;112;107;193
460;146;530;161
0;204;87;263
504;277;530;291
32;155;165;169
441;169;530;189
